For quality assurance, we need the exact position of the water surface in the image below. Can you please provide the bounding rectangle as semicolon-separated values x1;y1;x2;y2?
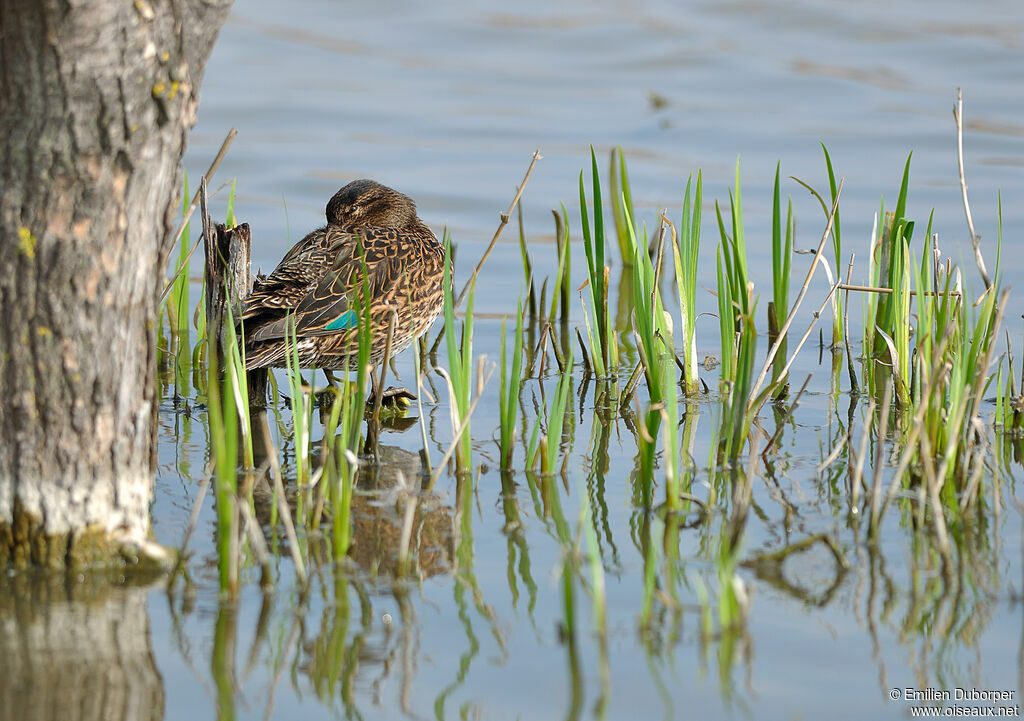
19;2;1024;720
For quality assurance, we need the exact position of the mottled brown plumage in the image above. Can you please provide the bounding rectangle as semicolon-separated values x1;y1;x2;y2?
241;180;445;371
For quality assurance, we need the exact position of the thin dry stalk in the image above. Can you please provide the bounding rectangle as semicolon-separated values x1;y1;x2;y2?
727;434;761;554
575;327;593;374
953;87;992;290
167;459;215;589
546;322;567;373
868;383;894;531
917;428;953;565
837;283;961;298
428;360;496;490
618;361;644;408
239;499;274;590
966;289;1011;421
842;254;859;394
757;277;843;413
455;150;543;308
874;334;955;530
763;374;812;456
959;417;988;512
396;470;419;575
413;341;433;475
258;419;308;585
850;399;877;510
528;321;550;377
371;309;399;431
160;128;238;297
748;180;843;407
651;214;668;286
817;433;848;475
261;591;308;721
181;460;214;558
309;461;330;530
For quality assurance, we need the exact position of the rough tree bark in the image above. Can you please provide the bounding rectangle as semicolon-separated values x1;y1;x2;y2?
0;0;232;567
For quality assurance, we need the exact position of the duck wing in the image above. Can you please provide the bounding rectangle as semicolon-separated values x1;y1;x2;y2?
245;226;401;342
242;226;355;316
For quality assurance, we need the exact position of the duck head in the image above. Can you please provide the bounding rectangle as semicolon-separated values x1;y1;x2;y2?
325;179;420;230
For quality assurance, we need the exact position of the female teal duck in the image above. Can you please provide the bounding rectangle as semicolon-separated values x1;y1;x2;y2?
242;180;446;373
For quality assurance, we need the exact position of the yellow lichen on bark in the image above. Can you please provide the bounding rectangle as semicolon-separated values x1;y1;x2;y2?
17;227;36;259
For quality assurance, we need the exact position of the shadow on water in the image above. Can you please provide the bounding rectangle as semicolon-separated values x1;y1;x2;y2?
245;402;456;580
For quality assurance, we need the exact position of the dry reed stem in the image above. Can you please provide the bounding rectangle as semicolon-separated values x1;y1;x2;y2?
748;180;842;409
428;359;495;490
413;341;433;476
850;399;877;510
757;276;843;414
618;361;644;408
396;470;419;575
953;88;991;290
868;383;893;531
967;288;1011;423
167;459;215;589
160;128;238;298
258;419;308;585
262;592;306;721
651;215;668;287
842;254;859;394
838;283;961;298
371;308;399;432
239;499;274;590
817;432;848;475
529;321;549;377
874;329;955;530
575;327;592;374
917;424;953;565
763;374;812;456
455;149;543;309
959;417;988;512
546;322;567;373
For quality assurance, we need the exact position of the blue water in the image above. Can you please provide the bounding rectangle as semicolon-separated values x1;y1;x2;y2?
115;1;1024;719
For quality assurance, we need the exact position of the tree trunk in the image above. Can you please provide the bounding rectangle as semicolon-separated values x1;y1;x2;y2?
0;0;232;567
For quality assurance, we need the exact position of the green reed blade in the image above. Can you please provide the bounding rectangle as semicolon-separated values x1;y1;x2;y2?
225;178;237;229
499;298;525;468
674;172;703;394
822;145;843;345
578;149;611;374
207;339;239;598
544;345;574;476
892;153;913;242
220;301;253;469
610;146;636;266
442;234;474;471
715;246;735;385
